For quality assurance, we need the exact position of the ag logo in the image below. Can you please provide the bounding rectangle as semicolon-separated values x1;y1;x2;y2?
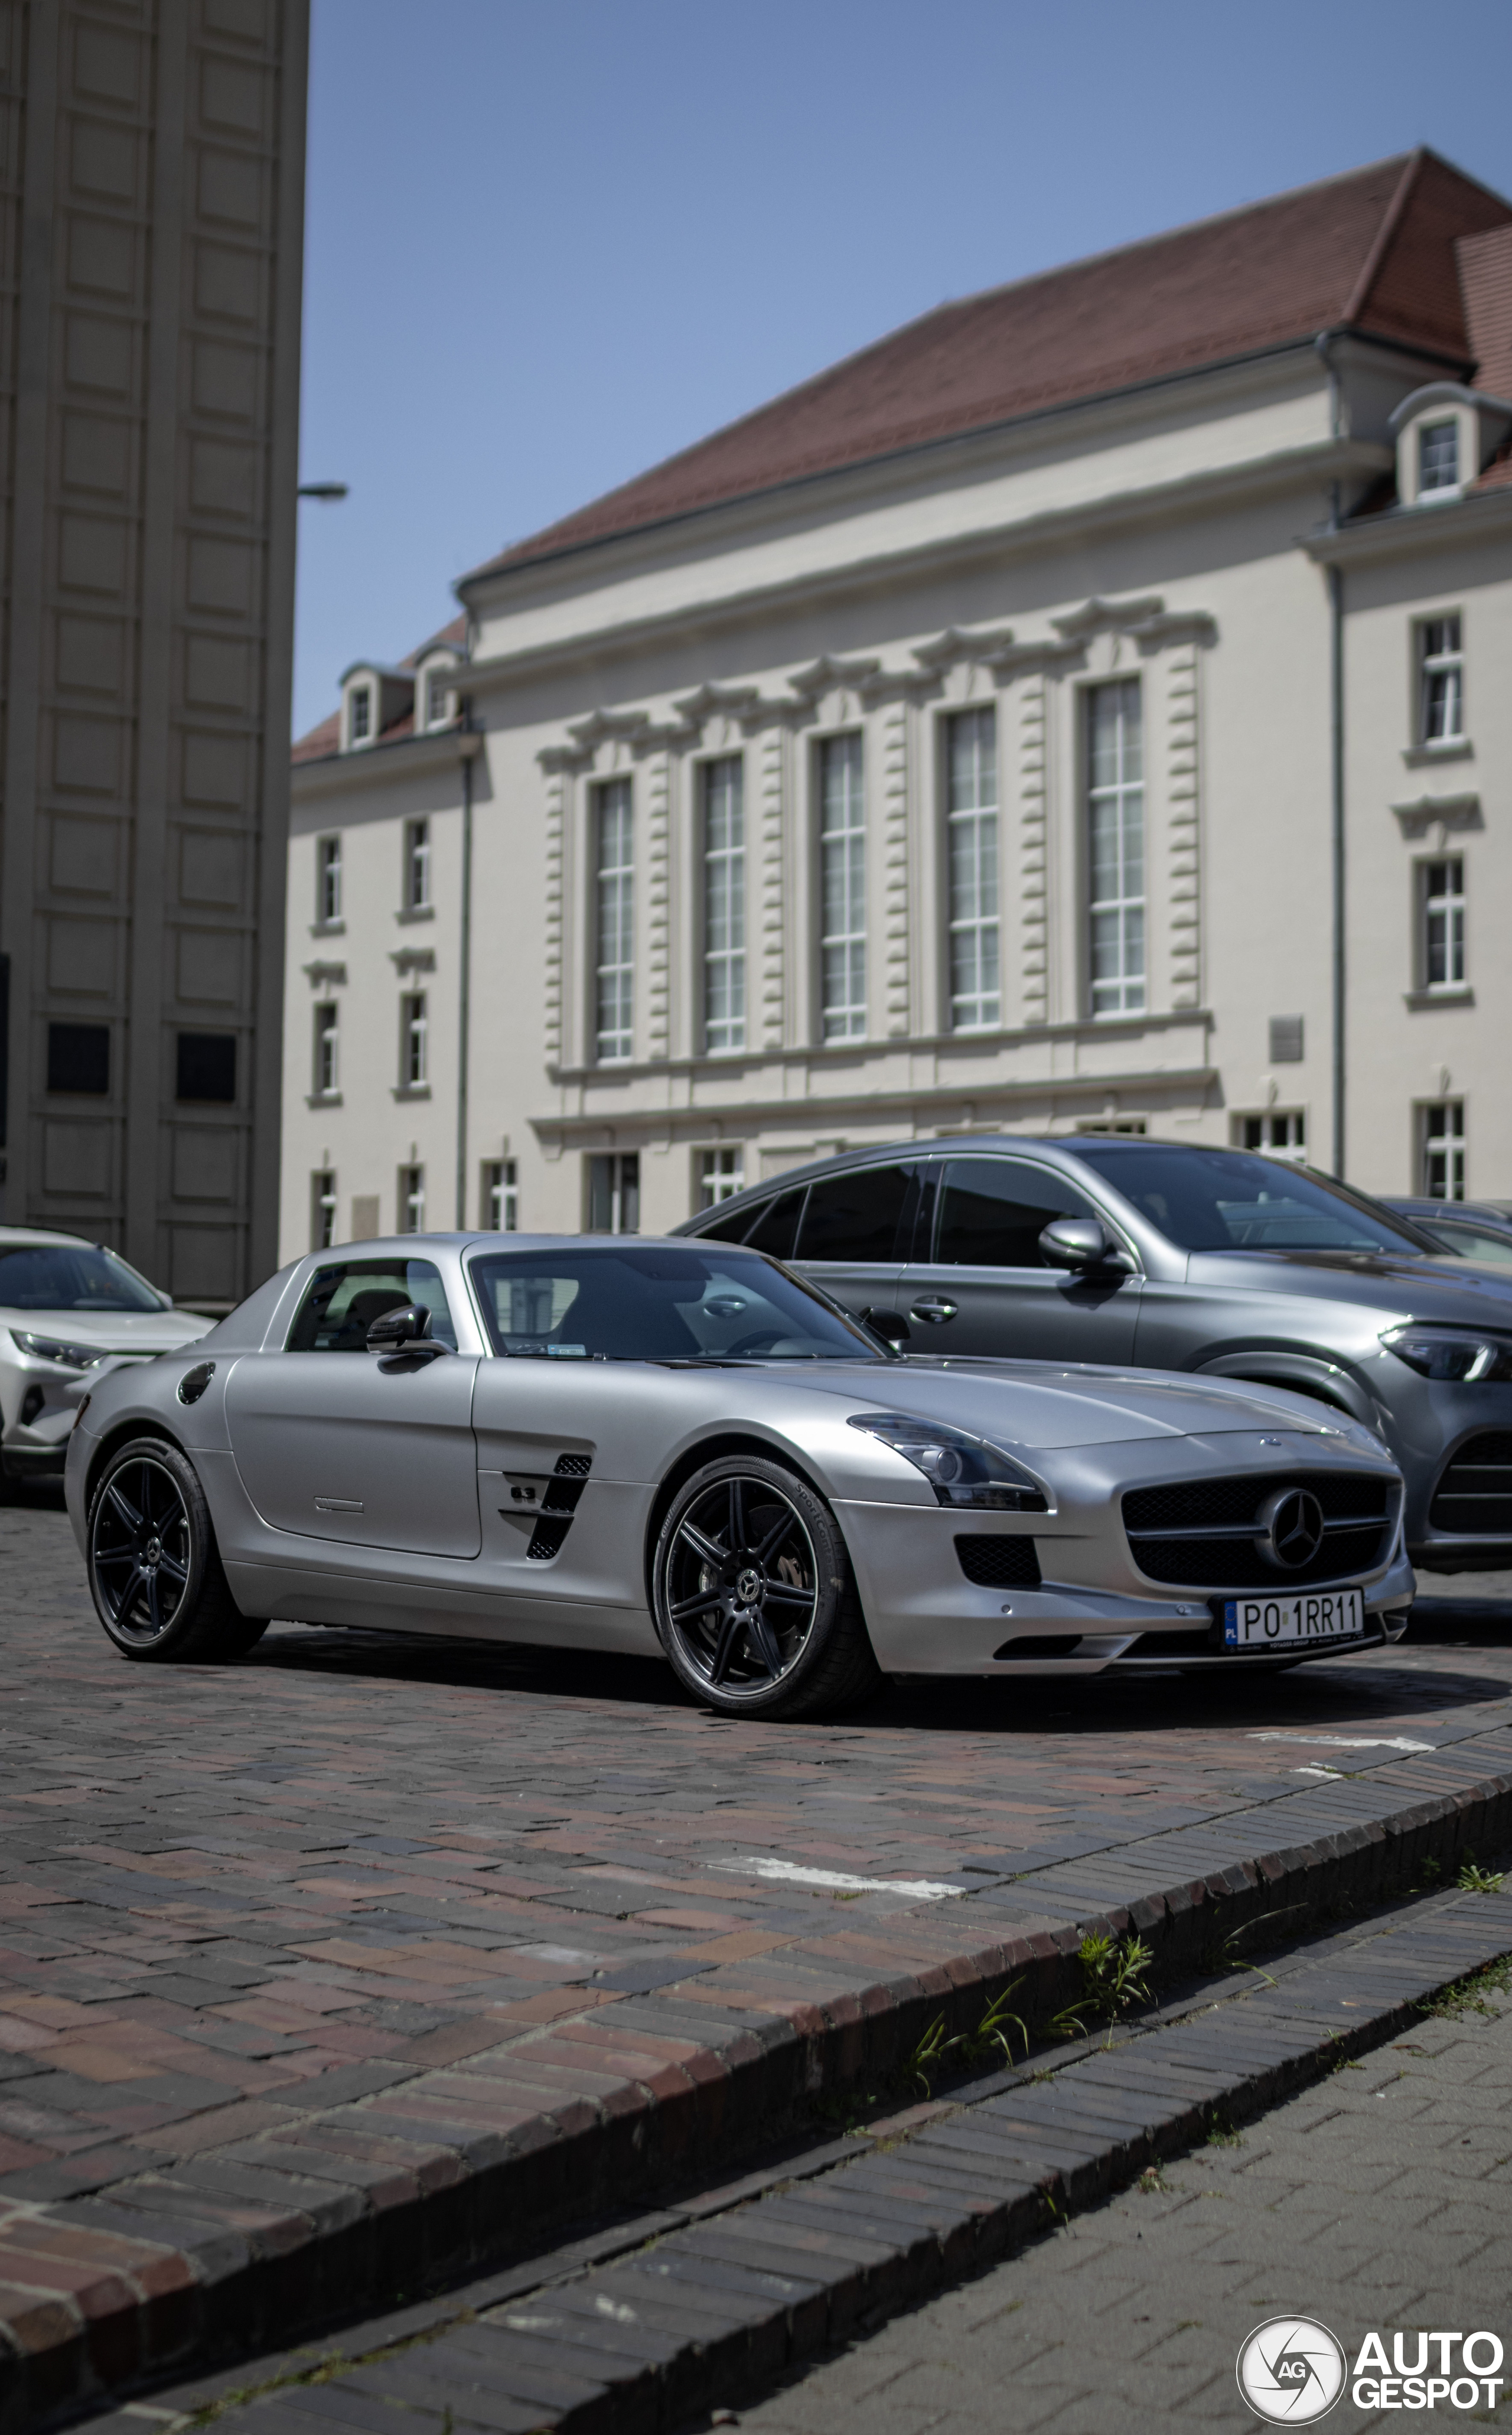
1237;2317;1347;2423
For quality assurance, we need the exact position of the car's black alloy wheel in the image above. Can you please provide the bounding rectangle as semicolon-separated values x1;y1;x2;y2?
87;1437;266;1663
653;1454;881;1719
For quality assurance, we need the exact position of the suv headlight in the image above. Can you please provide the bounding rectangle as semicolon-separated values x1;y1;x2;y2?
848;1412;1048;1510
12;1332;107;1370
1380;1325;1512;1383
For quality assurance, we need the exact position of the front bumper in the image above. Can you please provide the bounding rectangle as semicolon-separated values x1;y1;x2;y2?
840;1499;1416;1677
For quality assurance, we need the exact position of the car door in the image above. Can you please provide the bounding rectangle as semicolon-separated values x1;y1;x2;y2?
896;1154;1142;1361
224;1254;481;1558
790;1161;920;1337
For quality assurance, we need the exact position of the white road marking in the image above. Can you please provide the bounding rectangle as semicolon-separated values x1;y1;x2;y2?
715;1856;963;1899
1250;1732;1435;1753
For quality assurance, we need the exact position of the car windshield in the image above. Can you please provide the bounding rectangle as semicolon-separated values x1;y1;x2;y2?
1419;1219;1512;1267
1068;1145;1435;1255
0;1242;165;1313
468;1245;879;1361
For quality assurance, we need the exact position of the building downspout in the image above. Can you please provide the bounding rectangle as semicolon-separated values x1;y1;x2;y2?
454;719;475;1229
1315;329;1347;1180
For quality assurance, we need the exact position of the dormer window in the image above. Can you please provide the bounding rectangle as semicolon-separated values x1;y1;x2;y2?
1418;421;1458;494
426;668;452;729
350;685;372;743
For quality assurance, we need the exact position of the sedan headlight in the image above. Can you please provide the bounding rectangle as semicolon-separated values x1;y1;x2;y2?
848;1412;1048;1510
12;1332;109;1370
1380;1325;1512;1383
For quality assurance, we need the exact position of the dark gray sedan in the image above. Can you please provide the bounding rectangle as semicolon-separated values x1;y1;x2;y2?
678;1137;1512;1574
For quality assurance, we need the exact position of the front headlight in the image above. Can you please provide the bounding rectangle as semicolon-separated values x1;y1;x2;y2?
848;1412;1048;1510
12;1332;108;1370
1380;1325;1512;1383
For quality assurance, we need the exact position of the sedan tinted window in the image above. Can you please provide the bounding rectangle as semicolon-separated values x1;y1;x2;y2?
468;1245;877;1361
746;1187;806;1258
1068;1144;1429;1254
935;1159;1100;1267
797;1165;914;1262
288;1258;457;1352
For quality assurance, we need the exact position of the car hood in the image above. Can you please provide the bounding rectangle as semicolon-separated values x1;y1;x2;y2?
788;1356;1350;1450
1185;1246;1512;1322
2;1307;210;1355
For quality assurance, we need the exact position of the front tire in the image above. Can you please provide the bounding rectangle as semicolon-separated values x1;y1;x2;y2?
87;1437;266;1663
653;1455;881;1720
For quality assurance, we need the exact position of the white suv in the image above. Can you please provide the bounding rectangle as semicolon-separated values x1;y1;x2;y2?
0;1229;211;1496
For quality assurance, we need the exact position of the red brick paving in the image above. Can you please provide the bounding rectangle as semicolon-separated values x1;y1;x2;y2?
2;1502;1511;2420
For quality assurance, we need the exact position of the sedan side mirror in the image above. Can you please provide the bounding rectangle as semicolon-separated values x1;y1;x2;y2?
1038;1218;1133;1274
367;1303;448;1356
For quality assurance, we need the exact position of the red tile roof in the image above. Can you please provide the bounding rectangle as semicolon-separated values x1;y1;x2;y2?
467;149;1511;583
1459;223;1512;399
291;710;340;764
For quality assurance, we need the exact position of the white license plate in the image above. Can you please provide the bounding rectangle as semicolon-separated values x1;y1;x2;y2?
1220;1587;1366;1649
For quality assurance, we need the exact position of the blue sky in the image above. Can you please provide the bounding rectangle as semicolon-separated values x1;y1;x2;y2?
292;0;1512;738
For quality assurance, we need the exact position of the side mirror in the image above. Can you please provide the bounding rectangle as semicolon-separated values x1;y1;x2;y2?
1038;1218;1132;1274
859;1307;911;1347
367;1303;447;1355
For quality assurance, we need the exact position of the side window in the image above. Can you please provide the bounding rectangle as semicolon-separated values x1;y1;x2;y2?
699;1199;764;1243
745;1186;807;1259
934;1160;1100;1268
797;1164;915;1262
286;1257;458;1352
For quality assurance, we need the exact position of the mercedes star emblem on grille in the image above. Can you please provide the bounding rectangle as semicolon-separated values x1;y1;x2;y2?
1255;1486;1327;1571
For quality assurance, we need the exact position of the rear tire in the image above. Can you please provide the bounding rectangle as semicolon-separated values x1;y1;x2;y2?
87;1437;266;1663
653;1454;882;1720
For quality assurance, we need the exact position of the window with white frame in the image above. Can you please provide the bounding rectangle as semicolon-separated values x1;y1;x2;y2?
426;668;452;728
313;1001;338;1095
818;733;866;1041
1419;616;1463;744
348;685;372;745
1422;1100;1465;1200
1236;1111;1307;1160
587;1151;638;1234
481;1157;517;1232
702;756;745;1053
594;777;634;1062
1421;857;1466;991
699;1146;745;1209
398;1163;425;1233
946;708;1000;1031
1418;420;1459;494
401;991;428;1087
404;817;431;911
311;1170;337;1250
1087;679;1145;1015
317;835;342;924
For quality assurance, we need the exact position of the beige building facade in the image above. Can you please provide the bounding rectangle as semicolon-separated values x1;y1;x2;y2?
1;0;308;1306
282;152;1512;1259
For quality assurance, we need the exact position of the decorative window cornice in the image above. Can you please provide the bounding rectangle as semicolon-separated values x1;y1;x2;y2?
302;959;347;987
1052;593;1166;639
389;946;436;974
1391;792;1482;839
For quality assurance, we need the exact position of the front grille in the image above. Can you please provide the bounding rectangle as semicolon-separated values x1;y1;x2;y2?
956;1536;1041;1588
1430;1433;1512;1536
1122;1470;1394;1590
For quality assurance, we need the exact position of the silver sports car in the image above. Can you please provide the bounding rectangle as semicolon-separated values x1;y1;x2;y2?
64;1235;1415;1719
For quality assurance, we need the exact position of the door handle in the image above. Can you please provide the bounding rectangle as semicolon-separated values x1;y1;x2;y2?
910;1297;959;1324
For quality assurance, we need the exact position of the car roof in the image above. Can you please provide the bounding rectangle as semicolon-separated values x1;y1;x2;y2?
302;1233;779;1260
0;1226;94;1248
1384;1198;1512;1228
673;1132;1204;1225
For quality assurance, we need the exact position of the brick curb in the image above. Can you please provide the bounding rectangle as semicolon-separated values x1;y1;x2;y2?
80;1879;1512;2435
4;1730;1511;2435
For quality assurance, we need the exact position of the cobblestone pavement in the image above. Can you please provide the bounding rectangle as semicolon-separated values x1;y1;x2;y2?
732;1969;1512;2435
3;1500;1512;2195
